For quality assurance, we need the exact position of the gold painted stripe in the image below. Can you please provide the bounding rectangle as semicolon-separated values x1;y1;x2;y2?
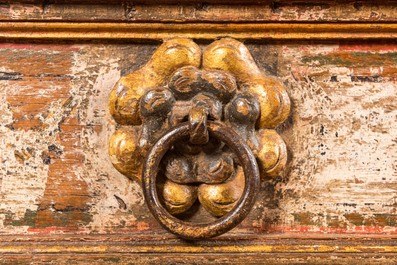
0;22;397;40
1;243;397;254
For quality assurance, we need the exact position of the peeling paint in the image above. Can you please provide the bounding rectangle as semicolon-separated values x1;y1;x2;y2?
0;42;396;235
275;43;397;232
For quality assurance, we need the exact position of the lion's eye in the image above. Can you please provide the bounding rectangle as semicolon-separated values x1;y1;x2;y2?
139;88;175;117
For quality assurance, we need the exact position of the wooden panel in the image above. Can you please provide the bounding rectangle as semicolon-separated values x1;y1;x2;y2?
0;42;396;237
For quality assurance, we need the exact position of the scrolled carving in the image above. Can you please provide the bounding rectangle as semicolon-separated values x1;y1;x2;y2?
108;38;290;239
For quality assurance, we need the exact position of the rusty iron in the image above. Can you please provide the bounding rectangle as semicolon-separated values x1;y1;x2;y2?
188;106;209;145
142;121;260;240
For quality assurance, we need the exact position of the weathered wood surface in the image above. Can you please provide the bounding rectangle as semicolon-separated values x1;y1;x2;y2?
0;41;396;237
1;1;397;22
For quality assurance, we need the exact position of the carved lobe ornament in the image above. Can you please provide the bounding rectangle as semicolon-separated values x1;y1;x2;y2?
109;38;290;239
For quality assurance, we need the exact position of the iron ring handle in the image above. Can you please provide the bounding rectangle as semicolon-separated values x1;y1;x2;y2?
142;121;260;240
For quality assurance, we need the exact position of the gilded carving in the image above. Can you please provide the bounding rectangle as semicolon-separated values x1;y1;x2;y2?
109;38;290;238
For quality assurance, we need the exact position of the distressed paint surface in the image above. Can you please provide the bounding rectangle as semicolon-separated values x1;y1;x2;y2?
1;2;397;22
0;41;396;237
0;44;155;234
277;43;397;233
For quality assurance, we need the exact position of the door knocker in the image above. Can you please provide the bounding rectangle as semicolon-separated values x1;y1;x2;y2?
108;38;290;240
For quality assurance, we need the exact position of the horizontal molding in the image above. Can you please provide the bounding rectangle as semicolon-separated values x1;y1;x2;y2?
3;3;397;23
1;234;397;255
2;234;397;263
1;22;397;41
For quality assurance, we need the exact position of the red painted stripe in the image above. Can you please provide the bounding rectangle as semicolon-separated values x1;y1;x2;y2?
0;43;80;51
339;44;397;52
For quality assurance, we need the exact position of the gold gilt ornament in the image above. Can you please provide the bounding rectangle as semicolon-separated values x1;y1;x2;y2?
109;38;290;239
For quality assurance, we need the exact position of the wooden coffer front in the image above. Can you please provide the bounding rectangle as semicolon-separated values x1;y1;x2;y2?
1;1;397;264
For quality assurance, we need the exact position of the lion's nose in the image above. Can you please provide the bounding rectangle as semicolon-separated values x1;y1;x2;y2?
169;93;222;127
186;93;224;145
192;93;223;121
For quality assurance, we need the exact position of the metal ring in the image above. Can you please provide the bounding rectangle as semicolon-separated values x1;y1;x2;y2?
142;121;260;240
